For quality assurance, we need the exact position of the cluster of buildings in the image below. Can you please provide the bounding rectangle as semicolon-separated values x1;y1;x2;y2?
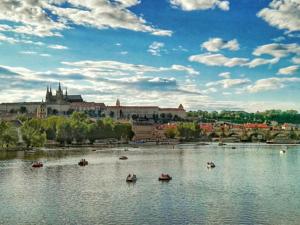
0;83;187;121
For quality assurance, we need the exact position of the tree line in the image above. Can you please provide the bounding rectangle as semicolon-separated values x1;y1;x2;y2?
0;112;134;148
187;109;300;124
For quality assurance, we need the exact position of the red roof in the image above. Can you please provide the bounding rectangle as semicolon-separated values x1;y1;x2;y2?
244;123;269;129
199;123;213;132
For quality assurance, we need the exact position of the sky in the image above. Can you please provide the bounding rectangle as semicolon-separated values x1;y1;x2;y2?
0;0;300;112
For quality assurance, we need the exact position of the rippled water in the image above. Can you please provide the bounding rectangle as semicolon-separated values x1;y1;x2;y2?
1;144;300;225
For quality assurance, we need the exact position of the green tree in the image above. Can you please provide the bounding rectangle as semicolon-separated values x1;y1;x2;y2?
70;112;88;143
56;120;73;144
21;120;46;148
165;127;177;139
0;121;19;148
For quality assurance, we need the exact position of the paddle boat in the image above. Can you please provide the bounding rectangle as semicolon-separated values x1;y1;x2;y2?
280;150;286;154
207;162;216;168
119;156;128;160
32;162;43;168
78;159;88;166
158;173;172;181
126;174;137;182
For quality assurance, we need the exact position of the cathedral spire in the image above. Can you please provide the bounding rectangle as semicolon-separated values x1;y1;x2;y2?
58;82;62;92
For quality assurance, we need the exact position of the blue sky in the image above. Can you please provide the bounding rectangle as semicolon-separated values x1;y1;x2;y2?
0;0;299;111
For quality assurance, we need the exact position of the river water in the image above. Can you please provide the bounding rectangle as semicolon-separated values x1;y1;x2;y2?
0;143;300;225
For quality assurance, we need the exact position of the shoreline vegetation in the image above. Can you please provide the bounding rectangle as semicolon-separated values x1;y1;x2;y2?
1;110;300;151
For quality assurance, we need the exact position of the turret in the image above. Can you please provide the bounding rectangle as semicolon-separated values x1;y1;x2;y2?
178;104;184;110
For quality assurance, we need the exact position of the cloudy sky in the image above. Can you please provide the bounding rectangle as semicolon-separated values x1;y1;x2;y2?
0;0;300;111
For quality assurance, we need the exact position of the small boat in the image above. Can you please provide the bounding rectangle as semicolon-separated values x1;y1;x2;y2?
219;142;226;146
158;173;172;181
231;146;236;149
78;159;88;166
119;156;128;160
207;162;216;168
124;148;129;152
126;174;137;182
280;150;286;154
32;162;43;168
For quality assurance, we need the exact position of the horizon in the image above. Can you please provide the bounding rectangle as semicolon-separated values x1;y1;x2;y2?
0;0;300;112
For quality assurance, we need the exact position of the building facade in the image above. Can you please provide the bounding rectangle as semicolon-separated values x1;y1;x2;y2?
0;85;186;121
105;99;186;120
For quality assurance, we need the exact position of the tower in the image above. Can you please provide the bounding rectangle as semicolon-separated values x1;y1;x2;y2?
56;82;64;103
37;99;47;118
178;104;184;110
116;99;120;107
46;86;50;103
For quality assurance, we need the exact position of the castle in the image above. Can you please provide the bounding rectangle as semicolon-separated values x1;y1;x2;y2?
45;82;83;104
0;83;186;120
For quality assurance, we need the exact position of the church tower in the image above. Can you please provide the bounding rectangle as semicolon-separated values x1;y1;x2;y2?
116;99;121;107
46;86;50;103
56;82;64;103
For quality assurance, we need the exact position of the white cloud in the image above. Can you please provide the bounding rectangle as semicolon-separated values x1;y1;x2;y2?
246;57;279;68
0;33;44;45
272;36;285;42
218;72;231;79
48;44;68;50
19;51;37;55
201;38;239;52
253;43;300;58
0;0;172;38
246;77;300;93
206;78;251;89
257;0;300;33
148;42;165;56
277;65;299;75
40;54;51;57
189;53;248;67
171;65;200;75
170;0;230;11
61;60;199;76
292;56;300;64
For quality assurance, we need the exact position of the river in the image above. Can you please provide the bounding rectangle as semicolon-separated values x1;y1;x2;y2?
0;143;300;225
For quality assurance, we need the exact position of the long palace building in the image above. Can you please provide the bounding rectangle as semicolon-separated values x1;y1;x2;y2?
0;83;186;120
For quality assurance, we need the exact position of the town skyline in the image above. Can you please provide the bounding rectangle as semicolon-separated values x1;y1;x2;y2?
0;0;299;112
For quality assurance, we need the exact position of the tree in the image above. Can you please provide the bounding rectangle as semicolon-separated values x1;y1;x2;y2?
21;120;46;148
177;122;200;140
165;127;177;139
70;112;88;143
56;120;73;144
114;123;134;141
0;121;19;148
86;122;101;144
